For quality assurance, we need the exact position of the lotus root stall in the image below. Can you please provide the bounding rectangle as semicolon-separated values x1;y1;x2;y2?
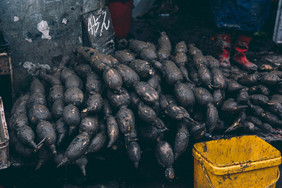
0;0;282;187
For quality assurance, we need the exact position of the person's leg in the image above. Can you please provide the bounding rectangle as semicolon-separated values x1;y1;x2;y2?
232;30;258;71
215;28;232;68
108;0;133;39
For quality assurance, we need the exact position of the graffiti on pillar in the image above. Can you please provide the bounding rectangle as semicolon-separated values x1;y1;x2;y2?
87;9;111;37
82;7;115;54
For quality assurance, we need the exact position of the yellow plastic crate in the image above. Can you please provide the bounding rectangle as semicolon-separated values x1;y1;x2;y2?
193;135;281;188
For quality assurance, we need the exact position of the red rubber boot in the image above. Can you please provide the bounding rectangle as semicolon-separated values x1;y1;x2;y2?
216;33;231;68
233;35;258;71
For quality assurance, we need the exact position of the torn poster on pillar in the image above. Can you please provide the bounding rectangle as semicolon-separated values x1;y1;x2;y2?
37;20;52;40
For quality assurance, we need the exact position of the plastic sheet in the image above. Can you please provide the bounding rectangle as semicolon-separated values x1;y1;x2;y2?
210;0;271;32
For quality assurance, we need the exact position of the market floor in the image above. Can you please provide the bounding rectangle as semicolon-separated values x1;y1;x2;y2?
2;142;282;188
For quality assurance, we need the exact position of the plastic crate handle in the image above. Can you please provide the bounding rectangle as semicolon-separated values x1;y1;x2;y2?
199;159;280;188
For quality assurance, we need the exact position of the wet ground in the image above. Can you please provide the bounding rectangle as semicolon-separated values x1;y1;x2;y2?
1;140;282;187
1;1;282;187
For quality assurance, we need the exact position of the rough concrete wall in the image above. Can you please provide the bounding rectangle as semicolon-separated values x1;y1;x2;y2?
0;0;83;95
